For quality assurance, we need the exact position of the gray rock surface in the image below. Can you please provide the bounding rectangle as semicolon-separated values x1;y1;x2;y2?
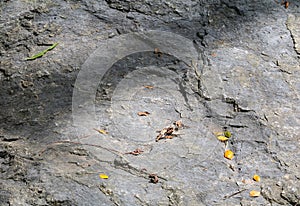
0;0;300;205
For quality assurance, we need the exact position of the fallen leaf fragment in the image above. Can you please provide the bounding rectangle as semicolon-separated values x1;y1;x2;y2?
214;131;224;136
149;174;159;183
253;174;261;182
217;136;229;142
285;1;289;9
249;190;260;197
144;85;154;89
282;0;289;9
125;148;144;156
224;131;232;138
26;42;58;60
156;127;174;142
99;173;109;179
166;127;174;135
242;179;253;184
154;48;162;57
94;128;108;135
224;150;234;160
137;111;150;116
174;120;183;129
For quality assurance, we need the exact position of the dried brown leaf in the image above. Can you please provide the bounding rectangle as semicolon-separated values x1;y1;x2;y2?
125;148;144;156
149;174;159;183
137;111;150;116
174;120;183;128
154;48;162;57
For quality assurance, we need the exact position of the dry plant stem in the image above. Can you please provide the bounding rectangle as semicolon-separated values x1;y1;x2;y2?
223;189;247;199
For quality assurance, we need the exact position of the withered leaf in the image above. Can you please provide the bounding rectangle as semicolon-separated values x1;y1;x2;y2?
125;148;144;156
249;190;260;197
94;128;108;135
137;111;150;116
224;150;234;160
253;174;261;182
174;120;183;128
166;127;174;135
156;134;163;142
154;48;162;57
285;2;289;9
99;173;109;179
214;131;224;136
217;136;229;142
156;126;175;142
144;85;154;89
282;1;289;8
149;174;159;183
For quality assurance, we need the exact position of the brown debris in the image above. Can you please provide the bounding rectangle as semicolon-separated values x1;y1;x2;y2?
149;174;159;183
137;111;150;116
144;85;154;89
125;148;144;156
174;120;184;129
154;48;162;57
156;126;174;142
281;0;289;8
155;120;184;142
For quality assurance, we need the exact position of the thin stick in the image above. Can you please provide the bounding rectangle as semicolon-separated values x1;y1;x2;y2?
223;189;247;199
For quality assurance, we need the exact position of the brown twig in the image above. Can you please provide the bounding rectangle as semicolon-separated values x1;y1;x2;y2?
223;189;247;199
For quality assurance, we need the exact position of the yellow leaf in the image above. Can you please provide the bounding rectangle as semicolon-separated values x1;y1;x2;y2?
99;173;109;179
94;128;108;134
253;174;261;182
249;190;260;197
224;150;234;160
214;132;224;136
217;136;229;142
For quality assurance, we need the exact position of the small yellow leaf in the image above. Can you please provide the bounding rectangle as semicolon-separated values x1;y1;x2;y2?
99;173;109;179
253;174;261;182
224;131;232;138
224;150;234;160
217;136;229;142
214;132;224;136
249;190;260;197
94;128;108;134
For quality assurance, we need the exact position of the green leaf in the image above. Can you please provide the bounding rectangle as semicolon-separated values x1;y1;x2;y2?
26;42;58;60
224;131;232;138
